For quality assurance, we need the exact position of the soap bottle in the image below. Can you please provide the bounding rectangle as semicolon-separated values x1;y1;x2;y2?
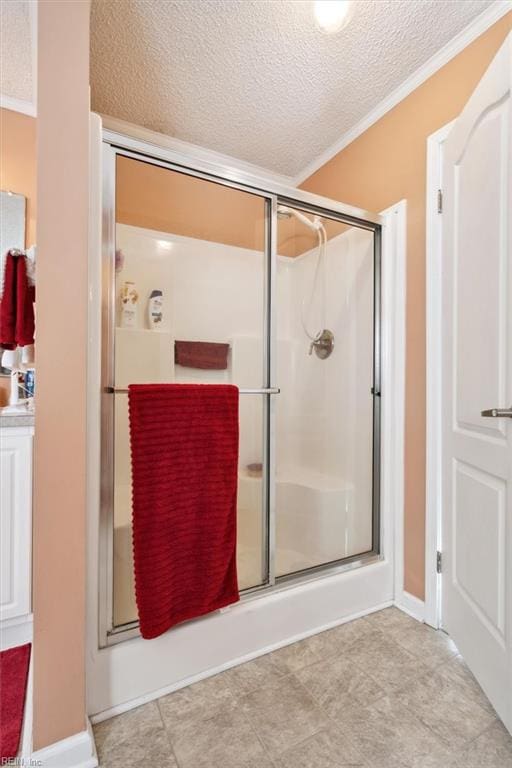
147;290;163;329
120;281;138;328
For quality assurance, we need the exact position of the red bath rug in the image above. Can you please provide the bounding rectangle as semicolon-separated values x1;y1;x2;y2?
0;643;31;759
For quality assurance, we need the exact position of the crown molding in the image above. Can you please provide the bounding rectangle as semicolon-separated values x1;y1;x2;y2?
100;114;295;188
0;94;36;117
293;0;512;185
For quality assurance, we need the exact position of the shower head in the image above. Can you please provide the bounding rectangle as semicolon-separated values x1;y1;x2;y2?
277;205;323;232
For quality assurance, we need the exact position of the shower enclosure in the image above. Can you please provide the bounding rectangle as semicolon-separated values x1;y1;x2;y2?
99;135;382;645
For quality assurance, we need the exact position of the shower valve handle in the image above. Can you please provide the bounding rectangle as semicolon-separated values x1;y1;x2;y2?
308;330;335;360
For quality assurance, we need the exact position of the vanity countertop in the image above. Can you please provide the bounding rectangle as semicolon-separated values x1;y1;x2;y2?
0;412;35;428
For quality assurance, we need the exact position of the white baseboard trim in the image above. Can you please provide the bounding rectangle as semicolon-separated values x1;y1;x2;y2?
32;719;98;768
394;592;426;623
90;600;393;724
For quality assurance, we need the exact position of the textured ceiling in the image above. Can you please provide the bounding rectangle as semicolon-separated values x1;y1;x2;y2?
0;0;33;102
90;0;493;177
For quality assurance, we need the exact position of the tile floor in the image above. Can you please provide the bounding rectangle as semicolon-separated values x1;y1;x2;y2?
93;608;512;767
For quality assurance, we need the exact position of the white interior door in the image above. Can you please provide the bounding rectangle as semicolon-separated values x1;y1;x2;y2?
442;35;512;732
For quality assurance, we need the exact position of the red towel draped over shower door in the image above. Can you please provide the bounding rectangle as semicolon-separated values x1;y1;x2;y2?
128;383;240;639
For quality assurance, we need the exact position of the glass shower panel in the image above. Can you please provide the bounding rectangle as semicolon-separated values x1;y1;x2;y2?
275;209;375;577
112;156;268;628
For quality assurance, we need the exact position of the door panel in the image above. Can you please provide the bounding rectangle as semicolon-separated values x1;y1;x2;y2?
442;34;512;732
111;158;269;627
454;104;507;438
453;460;506;639
274;214;376;577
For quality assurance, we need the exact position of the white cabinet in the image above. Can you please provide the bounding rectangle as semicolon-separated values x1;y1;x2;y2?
0;426;33;622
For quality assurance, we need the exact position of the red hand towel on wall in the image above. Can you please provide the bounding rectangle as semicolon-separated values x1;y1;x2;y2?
175;340;230;370
0;253;35;350
128;383;240;639
15;256;35;347
0;254;16;348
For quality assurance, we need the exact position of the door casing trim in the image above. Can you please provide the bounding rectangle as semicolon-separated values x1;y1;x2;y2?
425;120;456;629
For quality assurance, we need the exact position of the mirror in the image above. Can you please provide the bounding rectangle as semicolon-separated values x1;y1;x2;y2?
1;190;26;255
0;190;27;376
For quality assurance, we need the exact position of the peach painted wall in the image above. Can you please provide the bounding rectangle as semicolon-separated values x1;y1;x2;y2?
117;155;265;251
0;109;37;406
33;0;90;750
300;13;512;599
116;154;347;257
0;108;37;246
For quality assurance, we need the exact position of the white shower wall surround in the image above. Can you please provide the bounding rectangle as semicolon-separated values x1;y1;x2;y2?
113;224;374;622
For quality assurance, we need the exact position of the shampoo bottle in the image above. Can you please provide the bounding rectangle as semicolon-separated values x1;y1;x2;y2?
120;281;139;328
148;289;163;329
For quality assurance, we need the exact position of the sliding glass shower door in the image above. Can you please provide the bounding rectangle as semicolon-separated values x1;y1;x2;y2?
108;154;271;628
101;141;381;643
275;209;377;577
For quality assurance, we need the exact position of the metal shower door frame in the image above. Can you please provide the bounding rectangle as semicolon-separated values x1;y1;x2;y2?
99;132;383;647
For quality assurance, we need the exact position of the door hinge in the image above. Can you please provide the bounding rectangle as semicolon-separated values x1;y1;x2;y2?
436;551;442;574
437;189;443;214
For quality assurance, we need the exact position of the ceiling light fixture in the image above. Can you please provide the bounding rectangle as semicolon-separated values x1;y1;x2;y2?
314;0;352;34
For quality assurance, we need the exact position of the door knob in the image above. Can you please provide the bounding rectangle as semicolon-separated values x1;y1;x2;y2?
481;406;512;418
